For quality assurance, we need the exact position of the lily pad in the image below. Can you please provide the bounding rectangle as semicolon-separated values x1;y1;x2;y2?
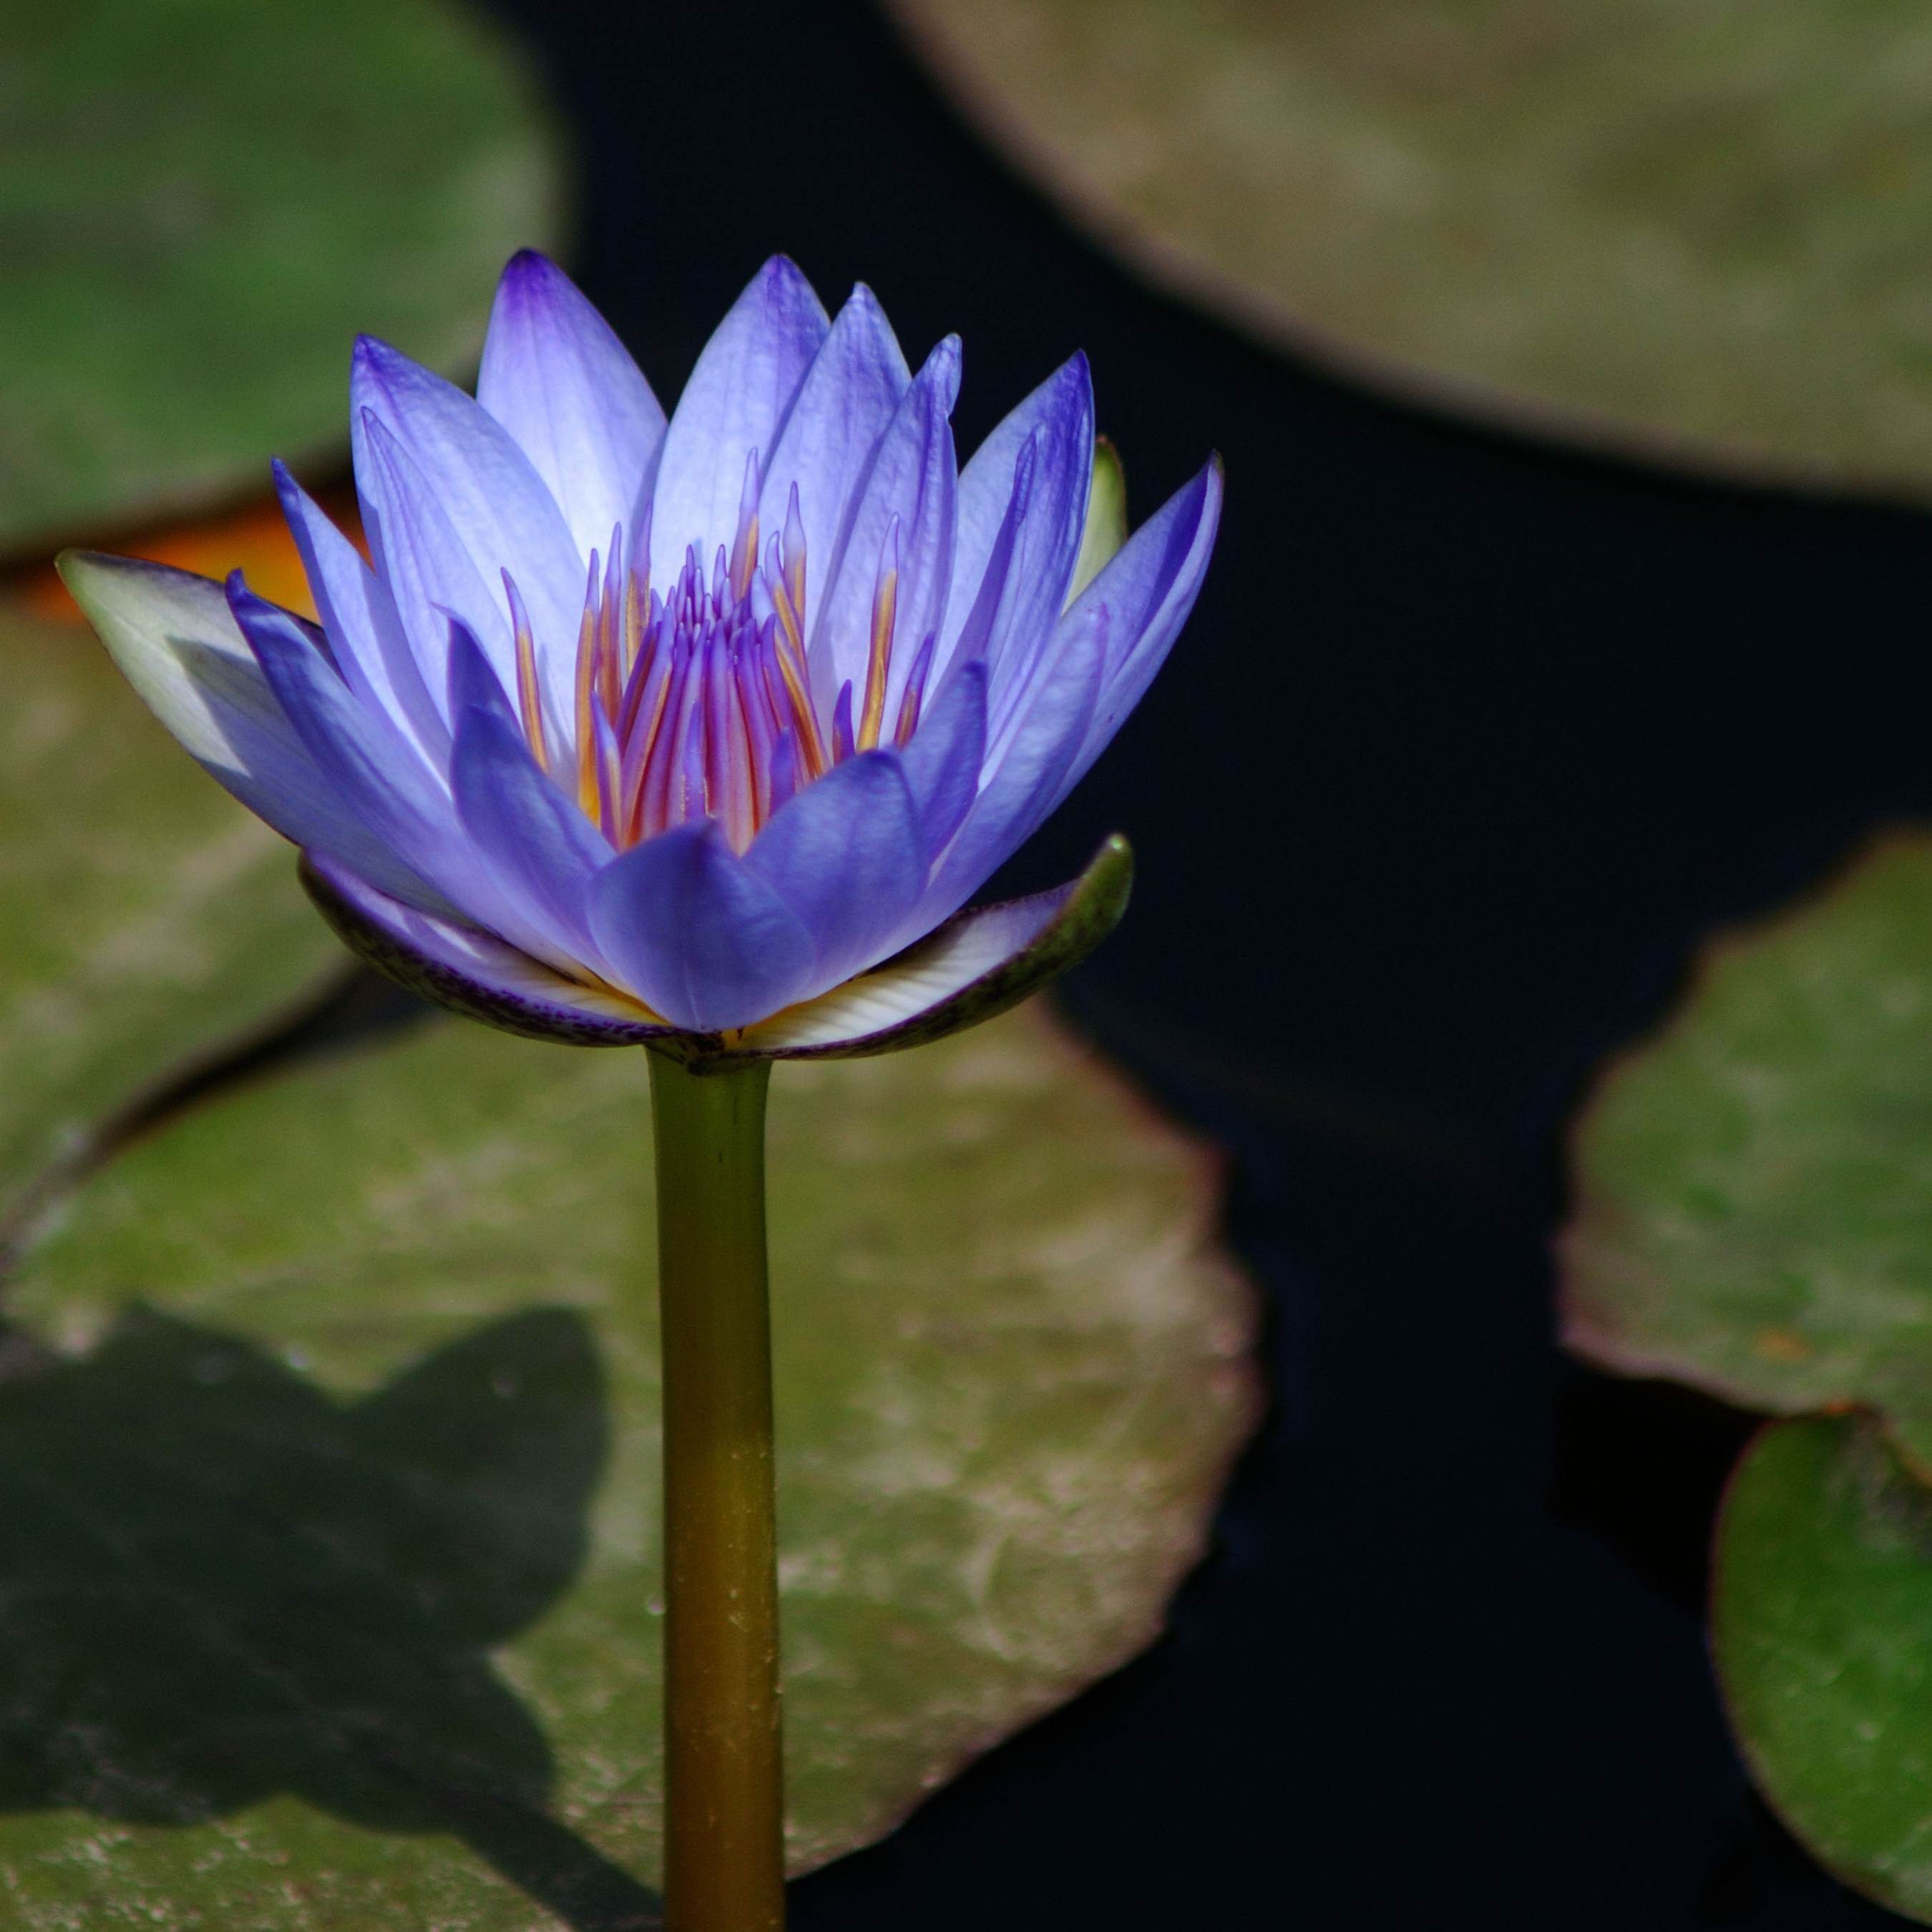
0;590;341;1231
1714;1414;1932;1923
0;1002;1259;1927
887;0;1932;497
1561;833;1932;1475
0;0;561;557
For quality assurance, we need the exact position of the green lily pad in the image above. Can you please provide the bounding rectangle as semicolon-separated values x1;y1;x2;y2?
1714;1413;1932;1923
887;0;1932;497
0;1001;1258;1927
0;592;341;1233
0;0;562;557
1561;834;1932;1475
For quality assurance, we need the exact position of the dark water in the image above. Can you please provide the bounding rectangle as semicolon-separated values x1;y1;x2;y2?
460;1;1932;1923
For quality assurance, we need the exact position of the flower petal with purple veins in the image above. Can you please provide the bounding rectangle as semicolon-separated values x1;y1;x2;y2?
449;658;615;970
228;578;564;967
913;606;1109;935
275;460;448;763
351;338;583;672
940;351;1093;670
478;250;668;564
59;552;443;912
648;257;831;588
808;334;960;718
898;656;987;859
741;748;925;989
756;286;912;605
1058;454;1224;797
588;819;817;1033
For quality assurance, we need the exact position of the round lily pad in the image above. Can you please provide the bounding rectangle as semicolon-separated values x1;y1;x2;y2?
0;590;341;1233
1715;1413;1932;1923
0;1003;1258;1926
1561;833;1932;1477
886;0;1932;497
0;0;562;558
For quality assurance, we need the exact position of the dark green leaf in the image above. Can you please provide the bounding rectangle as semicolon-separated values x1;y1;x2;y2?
1563;834;1932;1475
0;1003;1259;1926
0;0;562;555
1716;1414;1932;1923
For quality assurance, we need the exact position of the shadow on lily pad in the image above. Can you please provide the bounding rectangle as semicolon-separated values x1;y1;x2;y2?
0;1303;658;1931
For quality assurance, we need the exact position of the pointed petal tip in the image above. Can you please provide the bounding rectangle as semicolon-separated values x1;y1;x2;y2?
502;245;562;278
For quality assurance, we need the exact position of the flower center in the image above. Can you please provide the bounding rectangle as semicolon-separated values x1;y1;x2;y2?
502;454;931;856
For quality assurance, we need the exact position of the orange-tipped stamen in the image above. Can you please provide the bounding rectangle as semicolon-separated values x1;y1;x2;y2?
504;570;550;774
857;528;899;751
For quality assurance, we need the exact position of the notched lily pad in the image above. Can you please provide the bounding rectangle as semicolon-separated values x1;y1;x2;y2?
0;592;342;1231
0;1003;1259;1927
1715;1414;1932;1924
887;0;1932;498
1561;833;1932;1475
0;0;562;555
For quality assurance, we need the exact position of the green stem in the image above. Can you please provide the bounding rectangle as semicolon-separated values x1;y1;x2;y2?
647;1050;785;1932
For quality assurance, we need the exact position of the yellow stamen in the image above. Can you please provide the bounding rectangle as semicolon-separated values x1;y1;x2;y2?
732;513;760;603
857;565;897;752
596;714;623;840
575;600;600;818
515;615;550;773
621;567;643;684
771;633;828;779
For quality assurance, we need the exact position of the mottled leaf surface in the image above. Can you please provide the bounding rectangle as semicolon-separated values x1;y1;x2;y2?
0;592;340;1230
1716;1415;1932;1923
1563;834;1932;1475
0;0;561;555
887;0;1932;497
0;1004;1258;1927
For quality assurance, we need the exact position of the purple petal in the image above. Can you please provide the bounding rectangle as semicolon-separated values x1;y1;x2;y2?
588;819;817;1032
1056;455;1224;799
913;608;1109;932
741;749;925;987
57;553;441;909
351;334;582;705
275;460;448;765
354;411;507;723
648;258;830;587
226;577;562;964
940;353;1093;678
303;852;674;1045
898;655;987;859
808;335;960;713
477;250;667;563
743;834;1132;1058
756;284;911;611
449;683;614;968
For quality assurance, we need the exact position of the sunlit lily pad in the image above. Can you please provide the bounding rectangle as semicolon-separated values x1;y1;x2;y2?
1562;834;1932;1471
0;0;561;557
887;0;1932;497
0;1002;1258;1926
0;591;341;1231
1715;1414;1932;1923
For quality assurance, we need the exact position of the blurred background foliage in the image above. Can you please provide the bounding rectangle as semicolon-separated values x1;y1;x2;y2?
888;0;1932;498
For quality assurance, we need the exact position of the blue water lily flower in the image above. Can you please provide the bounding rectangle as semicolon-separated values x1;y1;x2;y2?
63;254;1220;1063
